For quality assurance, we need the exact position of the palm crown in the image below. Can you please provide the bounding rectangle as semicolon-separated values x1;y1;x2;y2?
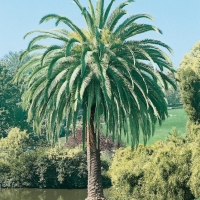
16;0;175;148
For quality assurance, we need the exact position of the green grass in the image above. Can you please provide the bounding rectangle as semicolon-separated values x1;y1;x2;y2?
146;108;188;145
118;108;188;146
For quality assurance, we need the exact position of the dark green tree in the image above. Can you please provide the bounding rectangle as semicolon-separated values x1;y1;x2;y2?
16;0;175;199
0;52;32;137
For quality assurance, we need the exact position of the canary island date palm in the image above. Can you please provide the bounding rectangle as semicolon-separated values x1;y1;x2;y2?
15;0;176;199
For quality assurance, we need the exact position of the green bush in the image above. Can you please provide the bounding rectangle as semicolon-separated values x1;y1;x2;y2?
0;144;111;189
0;127;29;159
35;147;88;188
0;127;112;189
9;150;40;188
0;160;11;187
109;131;196;200
187;131;200;198
177;42;200;199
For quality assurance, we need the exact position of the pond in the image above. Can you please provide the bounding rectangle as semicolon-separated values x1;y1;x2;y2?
0;188;110;200
0;189;87;200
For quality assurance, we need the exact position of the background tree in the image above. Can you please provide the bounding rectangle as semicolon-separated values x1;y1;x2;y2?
179;41;200;125
165;72;181;107
1;52;23;71
16;0;175;199
178;41;200;139
0;53;32;138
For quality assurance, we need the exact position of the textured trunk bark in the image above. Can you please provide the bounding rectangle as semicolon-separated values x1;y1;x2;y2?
85;105;106;200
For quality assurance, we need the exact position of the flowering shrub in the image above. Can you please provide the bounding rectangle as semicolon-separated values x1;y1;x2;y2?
65;128;124;151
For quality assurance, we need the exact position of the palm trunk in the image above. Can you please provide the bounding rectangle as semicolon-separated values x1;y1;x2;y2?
85;105;106;200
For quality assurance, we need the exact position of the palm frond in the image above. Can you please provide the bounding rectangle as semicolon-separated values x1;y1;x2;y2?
119;24;162;40
95;0;104;29
88;0;95;19
54;16;87;41
114;14;153;35
73;0;95;34
66;38;80;55
41;45;62;65
103;0;115;27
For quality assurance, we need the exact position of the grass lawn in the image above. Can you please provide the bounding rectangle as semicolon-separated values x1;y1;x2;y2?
118;108;188;146
146;108;188;145
101;108;188;146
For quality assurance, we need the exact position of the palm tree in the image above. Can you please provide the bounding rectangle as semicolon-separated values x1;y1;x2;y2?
15;0;176;199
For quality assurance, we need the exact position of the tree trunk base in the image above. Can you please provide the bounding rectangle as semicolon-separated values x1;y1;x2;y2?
85;197;107;200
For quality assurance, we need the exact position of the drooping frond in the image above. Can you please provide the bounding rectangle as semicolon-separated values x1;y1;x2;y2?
41;45;62;65
135;39;173;54
40;14;87;41
19;45;47;61
66;38;80;55
24;29;69;41
39;14;61;23
114;14;154;35
118;24;162;40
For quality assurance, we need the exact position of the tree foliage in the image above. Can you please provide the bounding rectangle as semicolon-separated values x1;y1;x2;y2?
109;130;199;200
0;144;111;189
0;128;29;159
0;52;32;137
16;0;175;148
179;41;200;123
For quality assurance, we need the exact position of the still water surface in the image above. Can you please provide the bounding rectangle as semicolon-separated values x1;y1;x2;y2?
0;188;110;200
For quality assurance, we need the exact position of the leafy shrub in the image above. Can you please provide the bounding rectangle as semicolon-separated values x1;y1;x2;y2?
0;128;29;159
101;151;113;188
0;160;11;187
35;147;88;188
177;42;200;199
9;150;41;188
109;130;195;200
0;145;111;189
187;131;200;198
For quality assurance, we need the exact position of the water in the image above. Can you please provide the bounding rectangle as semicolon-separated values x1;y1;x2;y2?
0;188;88;200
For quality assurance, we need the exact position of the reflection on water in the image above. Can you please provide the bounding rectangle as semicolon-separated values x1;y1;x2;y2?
0;189;88;200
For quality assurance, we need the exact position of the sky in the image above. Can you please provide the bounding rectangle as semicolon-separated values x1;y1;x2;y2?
1;0;200;68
